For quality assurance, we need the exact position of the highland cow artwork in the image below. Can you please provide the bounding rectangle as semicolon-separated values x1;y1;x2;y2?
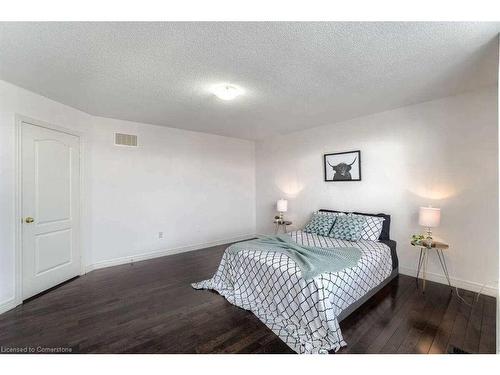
324;150;361;181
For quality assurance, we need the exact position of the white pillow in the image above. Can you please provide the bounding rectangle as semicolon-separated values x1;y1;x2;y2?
351;214;384;241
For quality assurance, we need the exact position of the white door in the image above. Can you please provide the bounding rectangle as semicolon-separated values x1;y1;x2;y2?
21;121;81;300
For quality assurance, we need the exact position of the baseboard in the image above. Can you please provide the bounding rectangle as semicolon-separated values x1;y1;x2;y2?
85;233;255;273
0;297;17;315
399;266;498;297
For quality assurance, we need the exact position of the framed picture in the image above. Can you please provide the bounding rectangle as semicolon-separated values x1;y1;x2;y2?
324;150;361;182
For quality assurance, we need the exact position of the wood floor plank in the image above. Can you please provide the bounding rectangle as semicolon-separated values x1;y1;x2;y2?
447;290;475;352
414;285;451;353
428;289;461;354
363;282;425;353
462;293;485;353
340;275;415;353
478;295;497;354
396;286;439;354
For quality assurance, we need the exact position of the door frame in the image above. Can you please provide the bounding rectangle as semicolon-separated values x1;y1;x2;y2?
14;114;86;306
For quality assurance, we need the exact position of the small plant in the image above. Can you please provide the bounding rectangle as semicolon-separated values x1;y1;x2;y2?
411;234;425;246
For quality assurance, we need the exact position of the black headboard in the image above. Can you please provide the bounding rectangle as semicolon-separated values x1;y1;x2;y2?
318;209;391;241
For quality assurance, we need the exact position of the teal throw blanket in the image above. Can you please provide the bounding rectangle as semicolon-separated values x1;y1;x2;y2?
228;234;362;280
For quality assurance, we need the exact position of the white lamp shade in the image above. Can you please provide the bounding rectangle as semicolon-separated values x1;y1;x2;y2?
418;207;441;228
277;199;288;212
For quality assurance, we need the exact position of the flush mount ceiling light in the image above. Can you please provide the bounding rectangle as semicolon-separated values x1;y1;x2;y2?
211;83;244;101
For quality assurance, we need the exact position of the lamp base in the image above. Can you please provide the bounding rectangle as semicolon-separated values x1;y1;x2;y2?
276;212;284;224
424;227;434;248
425;227;433;240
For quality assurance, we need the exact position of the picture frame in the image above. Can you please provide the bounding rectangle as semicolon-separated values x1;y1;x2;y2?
323;150;361;182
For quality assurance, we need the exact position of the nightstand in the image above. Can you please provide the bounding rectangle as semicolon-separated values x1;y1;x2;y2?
274;220;292;234
411;240;451;292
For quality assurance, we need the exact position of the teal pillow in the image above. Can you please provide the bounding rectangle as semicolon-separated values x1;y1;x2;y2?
329;215;366;241
303;213;336;236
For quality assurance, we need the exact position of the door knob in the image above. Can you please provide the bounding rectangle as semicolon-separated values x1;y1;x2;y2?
25;217;34;223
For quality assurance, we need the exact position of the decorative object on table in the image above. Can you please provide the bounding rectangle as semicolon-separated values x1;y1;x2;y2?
274;220;292;234
410;233;426;246
412;239;451;293
418;206;441;240
324;150;361;182
276;199;288;223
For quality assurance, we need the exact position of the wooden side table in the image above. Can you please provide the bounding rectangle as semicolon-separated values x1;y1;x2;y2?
274;220;292;234
412;240;451;292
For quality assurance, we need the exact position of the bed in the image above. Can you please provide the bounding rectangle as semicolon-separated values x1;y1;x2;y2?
192;209;398;354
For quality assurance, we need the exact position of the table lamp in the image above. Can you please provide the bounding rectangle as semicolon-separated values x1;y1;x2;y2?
418;206;441;240
276;199;288;223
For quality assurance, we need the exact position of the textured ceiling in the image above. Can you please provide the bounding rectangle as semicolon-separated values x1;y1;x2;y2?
0;22;498;140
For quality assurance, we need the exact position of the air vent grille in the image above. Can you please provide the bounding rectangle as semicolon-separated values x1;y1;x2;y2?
115;133;138;147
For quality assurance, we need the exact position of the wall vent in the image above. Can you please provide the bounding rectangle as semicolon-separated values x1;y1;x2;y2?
115;133;138;147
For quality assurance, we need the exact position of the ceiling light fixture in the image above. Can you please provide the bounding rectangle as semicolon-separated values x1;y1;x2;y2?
211;83;244;101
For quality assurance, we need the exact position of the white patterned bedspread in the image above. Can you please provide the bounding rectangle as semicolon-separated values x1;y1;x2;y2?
192;230;393;354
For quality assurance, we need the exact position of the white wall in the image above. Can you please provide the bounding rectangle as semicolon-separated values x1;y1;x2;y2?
0;80;256;313
87;116;255;267
256;87;498;296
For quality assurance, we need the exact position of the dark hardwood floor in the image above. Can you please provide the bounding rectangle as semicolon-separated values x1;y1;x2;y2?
0;243;496;354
